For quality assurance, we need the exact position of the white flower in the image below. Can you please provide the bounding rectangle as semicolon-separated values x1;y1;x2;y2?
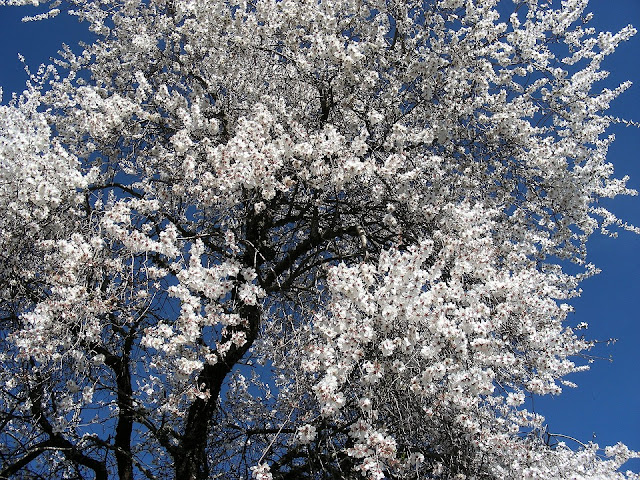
250;463;272;480
82;386;94;403
66;380;80;394
368;109;384;126
379;338;395;356
296;424;317;444
506;392;525;407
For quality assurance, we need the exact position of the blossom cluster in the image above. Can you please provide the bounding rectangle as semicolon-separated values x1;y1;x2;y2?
307;202;631;478
1;0;638;478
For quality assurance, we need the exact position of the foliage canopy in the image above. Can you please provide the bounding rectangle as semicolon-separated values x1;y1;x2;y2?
0;0;638;479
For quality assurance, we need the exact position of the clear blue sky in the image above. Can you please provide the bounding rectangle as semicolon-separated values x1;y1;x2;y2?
1;0;638;471
532;2;640;470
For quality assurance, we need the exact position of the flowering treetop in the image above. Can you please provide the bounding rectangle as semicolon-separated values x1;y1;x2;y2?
0;0;638;479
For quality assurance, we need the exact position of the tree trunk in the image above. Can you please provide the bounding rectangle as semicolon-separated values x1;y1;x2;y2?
174;303;260;479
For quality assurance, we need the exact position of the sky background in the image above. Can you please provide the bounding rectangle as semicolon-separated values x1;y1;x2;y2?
0;0;638;472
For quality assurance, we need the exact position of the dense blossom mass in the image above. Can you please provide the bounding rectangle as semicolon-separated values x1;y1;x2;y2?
0;0;638;479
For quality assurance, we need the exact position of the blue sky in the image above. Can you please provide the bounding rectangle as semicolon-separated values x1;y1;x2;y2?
1;0;638;471
529;2;640;467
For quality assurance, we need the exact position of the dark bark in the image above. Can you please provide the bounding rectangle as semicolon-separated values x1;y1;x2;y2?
173;304;261;480
96;326;136;480
26;382;108;480
0;439;57;479
170;193;367;477
111;355;134;480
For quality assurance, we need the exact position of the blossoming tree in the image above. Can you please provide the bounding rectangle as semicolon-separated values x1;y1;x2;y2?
0;0;638;479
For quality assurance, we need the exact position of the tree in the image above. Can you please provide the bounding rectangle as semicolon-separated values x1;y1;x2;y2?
0;0;638;478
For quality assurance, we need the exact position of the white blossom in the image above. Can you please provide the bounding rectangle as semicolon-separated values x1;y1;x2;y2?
0;0;637;479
